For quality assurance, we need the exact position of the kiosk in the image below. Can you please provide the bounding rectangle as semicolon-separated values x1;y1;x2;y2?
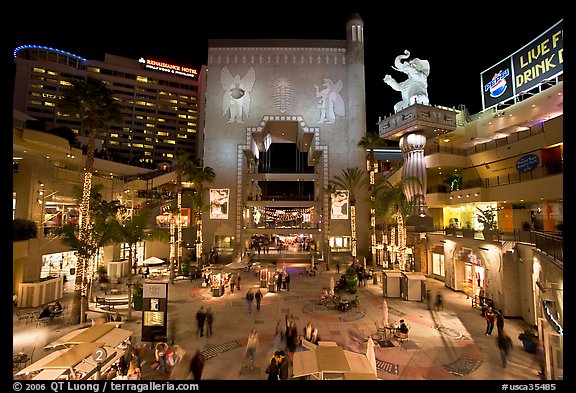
400;272;427;301
260;268;268;288
382;270;403;298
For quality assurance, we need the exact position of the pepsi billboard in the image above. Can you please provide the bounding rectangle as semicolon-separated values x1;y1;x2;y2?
481;19;563;110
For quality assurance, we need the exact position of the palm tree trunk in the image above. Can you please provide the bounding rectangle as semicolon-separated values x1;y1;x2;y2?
126;245;134;322
75;125;97;324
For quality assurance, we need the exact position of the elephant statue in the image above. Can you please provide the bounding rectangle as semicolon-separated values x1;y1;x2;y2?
383;50;430;113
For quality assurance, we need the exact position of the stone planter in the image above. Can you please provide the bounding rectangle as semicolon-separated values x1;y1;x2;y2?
482;229;499;241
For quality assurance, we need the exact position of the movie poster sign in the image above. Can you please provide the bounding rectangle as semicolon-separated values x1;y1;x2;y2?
210;188;229;219
331;190;349;220
481;19;563;110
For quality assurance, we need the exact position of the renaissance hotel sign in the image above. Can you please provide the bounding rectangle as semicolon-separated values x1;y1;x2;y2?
139;57;197;78
481;19;563;110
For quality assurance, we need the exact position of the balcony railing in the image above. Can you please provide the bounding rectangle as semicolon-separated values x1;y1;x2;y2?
514;230;563;262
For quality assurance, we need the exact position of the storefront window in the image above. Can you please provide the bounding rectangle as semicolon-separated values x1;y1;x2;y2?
329;236;351;252
432;252;445;277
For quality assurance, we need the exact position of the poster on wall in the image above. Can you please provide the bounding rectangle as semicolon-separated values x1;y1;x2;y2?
210;188;229;219
331;190;349;220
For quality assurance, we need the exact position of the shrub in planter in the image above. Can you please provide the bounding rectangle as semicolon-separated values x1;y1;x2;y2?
518;324;538;353
344;266;359;294
132;283;143;311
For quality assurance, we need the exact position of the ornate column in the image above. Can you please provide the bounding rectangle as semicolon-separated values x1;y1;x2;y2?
399;132;430;220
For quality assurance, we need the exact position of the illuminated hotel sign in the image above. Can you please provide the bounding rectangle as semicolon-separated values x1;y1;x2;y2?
139;57;197;78
481;19;563;110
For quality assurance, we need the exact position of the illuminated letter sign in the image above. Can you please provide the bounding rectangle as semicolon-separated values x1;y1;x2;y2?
480;19;563;110
138;57;197;78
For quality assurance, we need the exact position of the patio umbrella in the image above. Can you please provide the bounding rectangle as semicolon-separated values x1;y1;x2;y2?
366;336;377;377
329;276;335;297
382;298;389;327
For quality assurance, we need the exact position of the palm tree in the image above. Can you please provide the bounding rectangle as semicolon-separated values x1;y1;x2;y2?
323;183;337;271
165;203;182;283
58;77;122;323
187;160;216;267
114;208;168;320
358;131;387;269
172;150;192;275
372;177;419;270
55;187;123;324
328;167;368;265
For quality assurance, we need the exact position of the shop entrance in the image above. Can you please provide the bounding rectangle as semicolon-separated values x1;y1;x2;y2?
464;263;485;300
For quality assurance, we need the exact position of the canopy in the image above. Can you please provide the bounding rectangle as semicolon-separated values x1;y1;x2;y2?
292;343;376;380
45;323;132;349
17;343;123;380
142;256;165;266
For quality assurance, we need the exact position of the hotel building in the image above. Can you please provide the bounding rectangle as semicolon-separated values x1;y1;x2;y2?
13;46;201;167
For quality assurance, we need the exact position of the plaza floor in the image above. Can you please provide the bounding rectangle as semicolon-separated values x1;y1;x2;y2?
13;260;546;383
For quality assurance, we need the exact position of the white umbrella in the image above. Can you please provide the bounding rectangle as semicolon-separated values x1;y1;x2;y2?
382;298;389;328
366;336;377;377
329;276;335;297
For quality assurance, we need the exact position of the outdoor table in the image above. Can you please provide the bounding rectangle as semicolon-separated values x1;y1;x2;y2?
13;353;30;370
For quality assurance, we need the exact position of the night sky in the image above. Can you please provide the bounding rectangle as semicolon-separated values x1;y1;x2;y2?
6;6;564;128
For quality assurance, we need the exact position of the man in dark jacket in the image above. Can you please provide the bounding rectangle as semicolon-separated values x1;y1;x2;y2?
196;306;206;337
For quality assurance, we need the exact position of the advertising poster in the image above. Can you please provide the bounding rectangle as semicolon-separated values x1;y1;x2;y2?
331;190;349;220
210;188;229;219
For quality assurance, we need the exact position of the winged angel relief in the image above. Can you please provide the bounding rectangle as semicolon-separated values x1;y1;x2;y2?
221;65;256;123
314;78;345;124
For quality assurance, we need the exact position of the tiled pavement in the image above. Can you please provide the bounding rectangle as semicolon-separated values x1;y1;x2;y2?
13;261;548;383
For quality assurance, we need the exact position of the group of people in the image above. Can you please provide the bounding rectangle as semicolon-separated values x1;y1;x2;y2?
265;351;289;380
195;306;215;337
275;271;291;291
152;342;185;374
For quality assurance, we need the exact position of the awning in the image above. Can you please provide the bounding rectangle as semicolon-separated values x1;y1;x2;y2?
32;369;68;380
292;342;377;380
16;349;68;375
142;256;165;266
45;323;132;349
44;342;102;368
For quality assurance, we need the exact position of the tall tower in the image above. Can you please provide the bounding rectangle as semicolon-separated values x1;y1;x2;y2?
346;14;370;262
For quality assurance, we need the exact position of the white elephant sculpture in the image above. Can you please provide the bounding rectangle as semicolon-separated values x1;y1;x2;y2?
384;50;430;113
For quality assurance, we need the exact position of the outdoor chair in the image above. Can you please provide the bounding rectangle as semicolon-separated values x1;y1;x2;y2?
15;310;31;326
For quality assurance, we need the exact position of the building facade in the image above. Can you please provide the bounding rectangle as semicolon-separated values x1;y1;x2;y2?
13;46;201;167
200;15;369;264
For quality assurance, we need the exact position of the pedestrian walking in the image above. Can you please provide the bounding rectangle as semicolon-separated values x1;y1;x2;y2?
229;274;235;293
278;351;289;380
246;288;255;314
244;328;259;369
154;341;169;373
190;350;205;380
196;306;206;337
265;356;280;380
435;292;444;311
496;310;505;333
205;307;214;337
285;272;291;291
496;330;514;367
255;288;263;311
426;289;433;310
236;273;242;290
485;306;496;335
336;262;340;274
276;273;283;292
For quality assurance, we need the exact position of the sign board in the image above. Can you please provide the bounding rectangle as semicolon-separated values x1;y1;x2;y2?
141;282;168;342
481;19;563;110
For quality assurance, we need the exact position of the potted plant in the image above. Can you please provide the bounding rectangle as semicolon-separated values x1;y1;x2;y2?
444;173;462;192
476;206;499;241
343;266;359;294
518;324;539;353
462;221;475;238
